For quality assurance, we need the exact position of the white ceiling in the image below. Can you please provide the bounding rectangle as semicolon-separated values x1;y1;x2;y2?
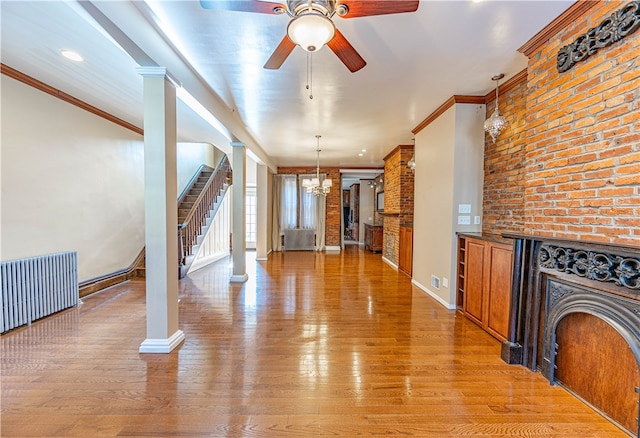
1;0;573;170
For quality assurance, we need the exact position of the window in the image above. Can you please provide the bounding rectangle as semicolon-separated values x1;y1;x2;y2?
281;175;298;229
245;187;256;246
299;175;317;229
279;174;322;230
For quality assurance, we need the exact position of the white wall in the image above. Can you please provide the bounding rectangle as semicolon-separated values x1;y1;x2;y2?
1;76;145;282
188;190;230;273
359;180;375;242
412;103;484;308
1;76;223;282
177;142;217;196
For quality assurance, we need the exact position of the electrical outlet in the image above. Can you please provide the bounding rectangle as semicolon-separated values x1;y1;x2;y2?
442;277;449;288
458;204;471;214
458;215;471;225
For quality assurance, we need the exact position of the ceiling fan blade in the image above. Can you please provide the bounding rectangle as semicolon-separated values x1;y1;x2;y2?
199;0;285;14
327;29;366;72
337;1;419;18
264;35;296;69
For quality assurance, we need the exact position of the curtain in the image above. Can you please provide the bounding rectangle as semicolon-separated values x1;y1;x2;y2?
271;175;283;251
299;174;317;230
315;183;326;251
281;175;297;229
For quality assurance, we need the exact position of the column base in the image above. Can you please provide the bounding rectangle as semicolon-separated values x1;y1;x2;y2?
139;330;185;354
230;273;249;283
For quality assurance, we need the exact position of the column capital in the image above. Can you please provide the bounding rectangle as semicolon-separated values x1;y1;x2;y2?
136;66;180;87
230;141;245;148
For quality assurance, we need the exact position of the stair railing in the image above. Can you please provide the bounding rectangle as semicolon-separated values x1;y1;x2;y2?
178;155;231;269
178;164;214;205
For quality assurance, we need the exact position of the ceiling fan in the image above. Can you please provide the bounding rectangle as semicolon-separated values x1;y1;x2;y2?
199;0;420;72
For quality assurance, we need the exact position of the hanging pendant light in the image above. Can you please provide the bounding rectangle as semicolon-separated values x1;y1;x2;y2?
302;135;332;196
407;154;416;172
407;136;416;172
484;73;508;144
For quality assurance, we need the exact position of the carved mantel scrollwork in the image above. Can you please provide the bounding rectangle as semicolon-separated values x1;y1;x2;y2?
538;244;640;291
557;0;640;72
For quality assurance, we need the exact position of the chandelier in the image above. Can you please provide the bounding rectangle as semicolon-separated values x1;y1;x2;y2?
302;135;332;196
484;73;508;144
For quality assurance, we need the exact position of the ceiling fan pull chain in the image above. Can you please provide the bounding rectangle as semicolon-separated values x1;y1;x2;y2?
306;51;313;100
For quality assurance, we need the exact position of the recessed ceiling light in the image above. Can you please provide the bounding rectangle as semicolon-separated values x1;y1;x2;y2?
361;149;367;152
61;50;83;62
471;0;483;3
358;153;363;157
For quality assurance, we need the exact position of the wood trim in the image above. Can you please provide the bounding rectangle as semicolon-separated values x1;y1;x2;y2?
412;95;485;135
518;1;600;57
277;166;343;173
382;144;413;163
1;63;143;136
484;69;528;104
78;249;145;298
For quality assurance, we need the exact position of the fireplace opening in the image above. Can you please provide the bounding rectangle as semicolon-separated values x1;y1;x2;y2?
542;277;640;437
555;312;639;436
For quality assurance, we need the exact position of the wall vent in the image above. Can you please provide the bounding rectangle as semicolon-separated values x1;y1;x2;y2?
431;275;440;289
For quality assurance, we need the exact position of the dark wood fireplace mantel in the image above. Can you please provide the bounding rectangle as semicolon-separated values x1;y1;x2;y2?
501;233;640;436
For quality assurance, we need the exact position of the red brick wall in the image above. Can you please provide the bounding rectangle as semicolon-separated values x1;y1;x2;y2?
277;167;341;247
382;145;414;263
482;74;527;234
523;1;639;245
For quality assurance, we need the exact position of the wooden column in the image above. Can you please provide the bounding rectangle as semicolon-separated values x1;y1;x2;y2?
137;67;184;353
230;141;248;282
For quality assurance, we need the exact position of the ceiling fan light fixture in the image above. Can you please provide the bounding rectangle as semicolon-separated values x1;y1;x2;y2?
287;13;335;52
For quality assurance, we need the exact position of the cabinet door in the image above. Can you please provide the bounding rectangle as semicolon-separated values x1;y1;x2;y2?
486;244;512;341
399;226;413;276
463;240;485;325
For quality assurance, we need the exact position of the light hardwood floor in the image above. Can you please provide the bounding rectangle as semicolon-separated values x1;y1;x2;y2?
1;246;628;437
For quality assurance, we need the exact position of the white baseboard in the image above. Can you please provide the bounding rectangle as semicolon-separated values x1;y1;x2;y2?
139;330;185;354
325;246;341;252
382;256;398;270
256;249;273;261
188;252;229;274
411;279;456;310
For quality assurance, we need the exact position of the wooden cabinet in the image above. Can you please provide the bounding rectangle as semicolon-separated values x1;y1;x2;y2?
364;224;383;253
398;226;413;276
460;235;513;342
456;236;466;310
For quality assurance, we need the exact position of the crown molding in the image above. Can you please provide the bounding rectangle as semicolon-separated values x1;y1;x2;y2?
412;95;485;135
1;63;143;135
518;1;600;57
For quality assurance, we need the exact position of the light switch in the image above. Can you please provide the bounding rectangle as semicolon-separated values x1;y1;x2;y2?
458;204;471;214
474;216;481;225
458;215;471;225
442;277;449;288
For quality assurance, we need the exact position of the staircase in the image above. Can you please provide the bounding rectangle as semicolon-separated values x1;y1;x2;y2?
178;169;214;225
178;156;232;278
